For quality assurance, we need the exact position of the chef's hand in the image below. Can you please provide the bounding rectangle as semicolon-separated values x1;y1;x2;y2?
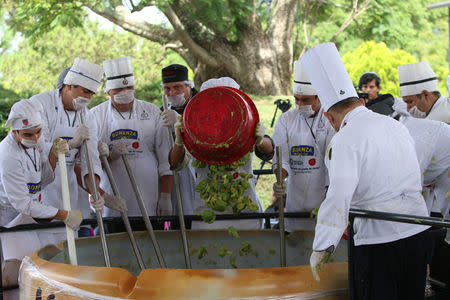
157;192;172;216
103;192;128;213
254;122;266;146
273;182;286;199
89;194;105;212
63;210;83;230
98;141;109;158
174;117;184;146
310;247;333;281
110;141;129;161
68;124;90;149
52;137;69;156
161;109;178;127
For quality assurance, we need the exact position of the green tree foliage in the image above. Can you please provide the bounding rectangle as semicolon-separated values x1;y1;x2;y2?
0;20;180;104
0;85;21;140
0;8;15;55
342;41;417;96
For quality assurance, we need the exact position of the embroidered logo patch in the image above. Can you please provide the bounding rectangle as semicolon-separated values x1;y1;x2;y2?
110;129;138;141
291;145;315;156
141;111;149;119
27;182;42;194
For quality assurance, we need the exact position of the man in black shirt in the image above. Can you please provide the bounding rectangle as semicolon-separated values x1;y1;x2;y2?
358;72;395;116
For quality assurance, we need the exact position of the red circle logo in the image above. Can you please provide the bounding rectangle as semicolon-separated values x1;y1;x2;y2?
132;142;139;149
309;158;316;166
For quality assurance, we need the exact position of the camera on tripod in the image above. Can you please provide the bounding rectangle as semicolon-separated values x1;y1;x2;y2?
274;99;292;113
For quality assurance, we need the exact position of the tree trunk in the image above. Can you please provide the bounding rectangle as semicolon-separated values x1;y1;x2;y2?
192;36;290;95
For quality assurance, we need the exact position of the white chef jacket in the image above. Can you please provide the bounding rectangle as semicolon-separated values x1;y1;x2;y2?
91;99;172;216
313;106;430;251
272;107;335;231
399;116;450;217
427;96;450;124
30;90;102;217
0;133;57;225
0;133;70;261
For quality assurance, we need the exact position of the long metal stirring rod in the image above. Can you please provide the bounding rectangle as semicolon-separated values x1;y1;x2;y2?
275;146;286;267
80;112;111;267
100;155;145;270
162;95;191;269
121;155;167;268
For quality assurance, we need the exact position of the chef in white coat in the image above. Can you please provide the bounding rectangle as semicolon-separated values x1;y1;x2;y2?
390;107;450;297
160;64;198;221
302;43;431;299
30;58;107;232
93;56;173;229
169;77;273;230
272;60;335;231
398;62;450;294
0;99;81;286
398;61;450;124
55;67;95;236
391;108;450;217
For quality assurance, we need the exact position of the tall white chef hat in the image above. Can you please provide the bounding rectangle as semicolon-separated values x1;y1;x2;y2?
200;77;240;91
5;99;43;130
398;61;439;97
293;60;316;96
63;58;103;93
103;56;135;92
300;42;358;111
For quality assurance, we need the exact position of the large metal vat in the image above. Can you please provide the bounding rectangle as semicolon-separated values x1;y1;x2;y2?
19;229;348;299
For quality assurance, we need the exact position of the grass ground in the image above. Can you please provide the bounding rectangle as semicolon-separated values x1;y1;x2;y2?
250;94;291;210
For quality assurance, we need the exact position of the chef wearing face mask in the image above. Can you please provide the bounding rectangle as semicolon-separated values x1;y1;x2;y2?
272;60;335;232
30;58;106;224
0;99;80;286
159;64;198;224
92;57;173;230
160;64;197;115
398;61;450;124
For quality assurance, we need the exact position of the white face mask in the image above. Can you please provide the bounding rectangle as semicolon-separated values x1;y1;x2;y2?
167;93;186;108
72;97;90;111
296;104;315;118
409;106;426;118
113;89;135;104
21;138;38;148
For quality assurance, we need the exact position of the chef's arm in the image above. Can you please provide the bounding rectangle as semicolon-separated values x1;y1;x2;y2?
75;163;105;196
274;168;288;180
83;173;104;196
255;136;275;160
53;209;68;221
47;150;57;171
160;175;173;194
169;144;185;170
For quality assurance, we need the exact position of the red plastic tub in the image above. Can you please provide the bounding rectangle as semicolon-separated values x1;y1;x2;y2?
182;87;259;165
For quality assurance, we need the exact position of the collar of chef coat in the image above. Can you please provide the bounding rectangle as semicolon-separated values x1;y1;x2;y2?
339;106;367;130
429;96;445;115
